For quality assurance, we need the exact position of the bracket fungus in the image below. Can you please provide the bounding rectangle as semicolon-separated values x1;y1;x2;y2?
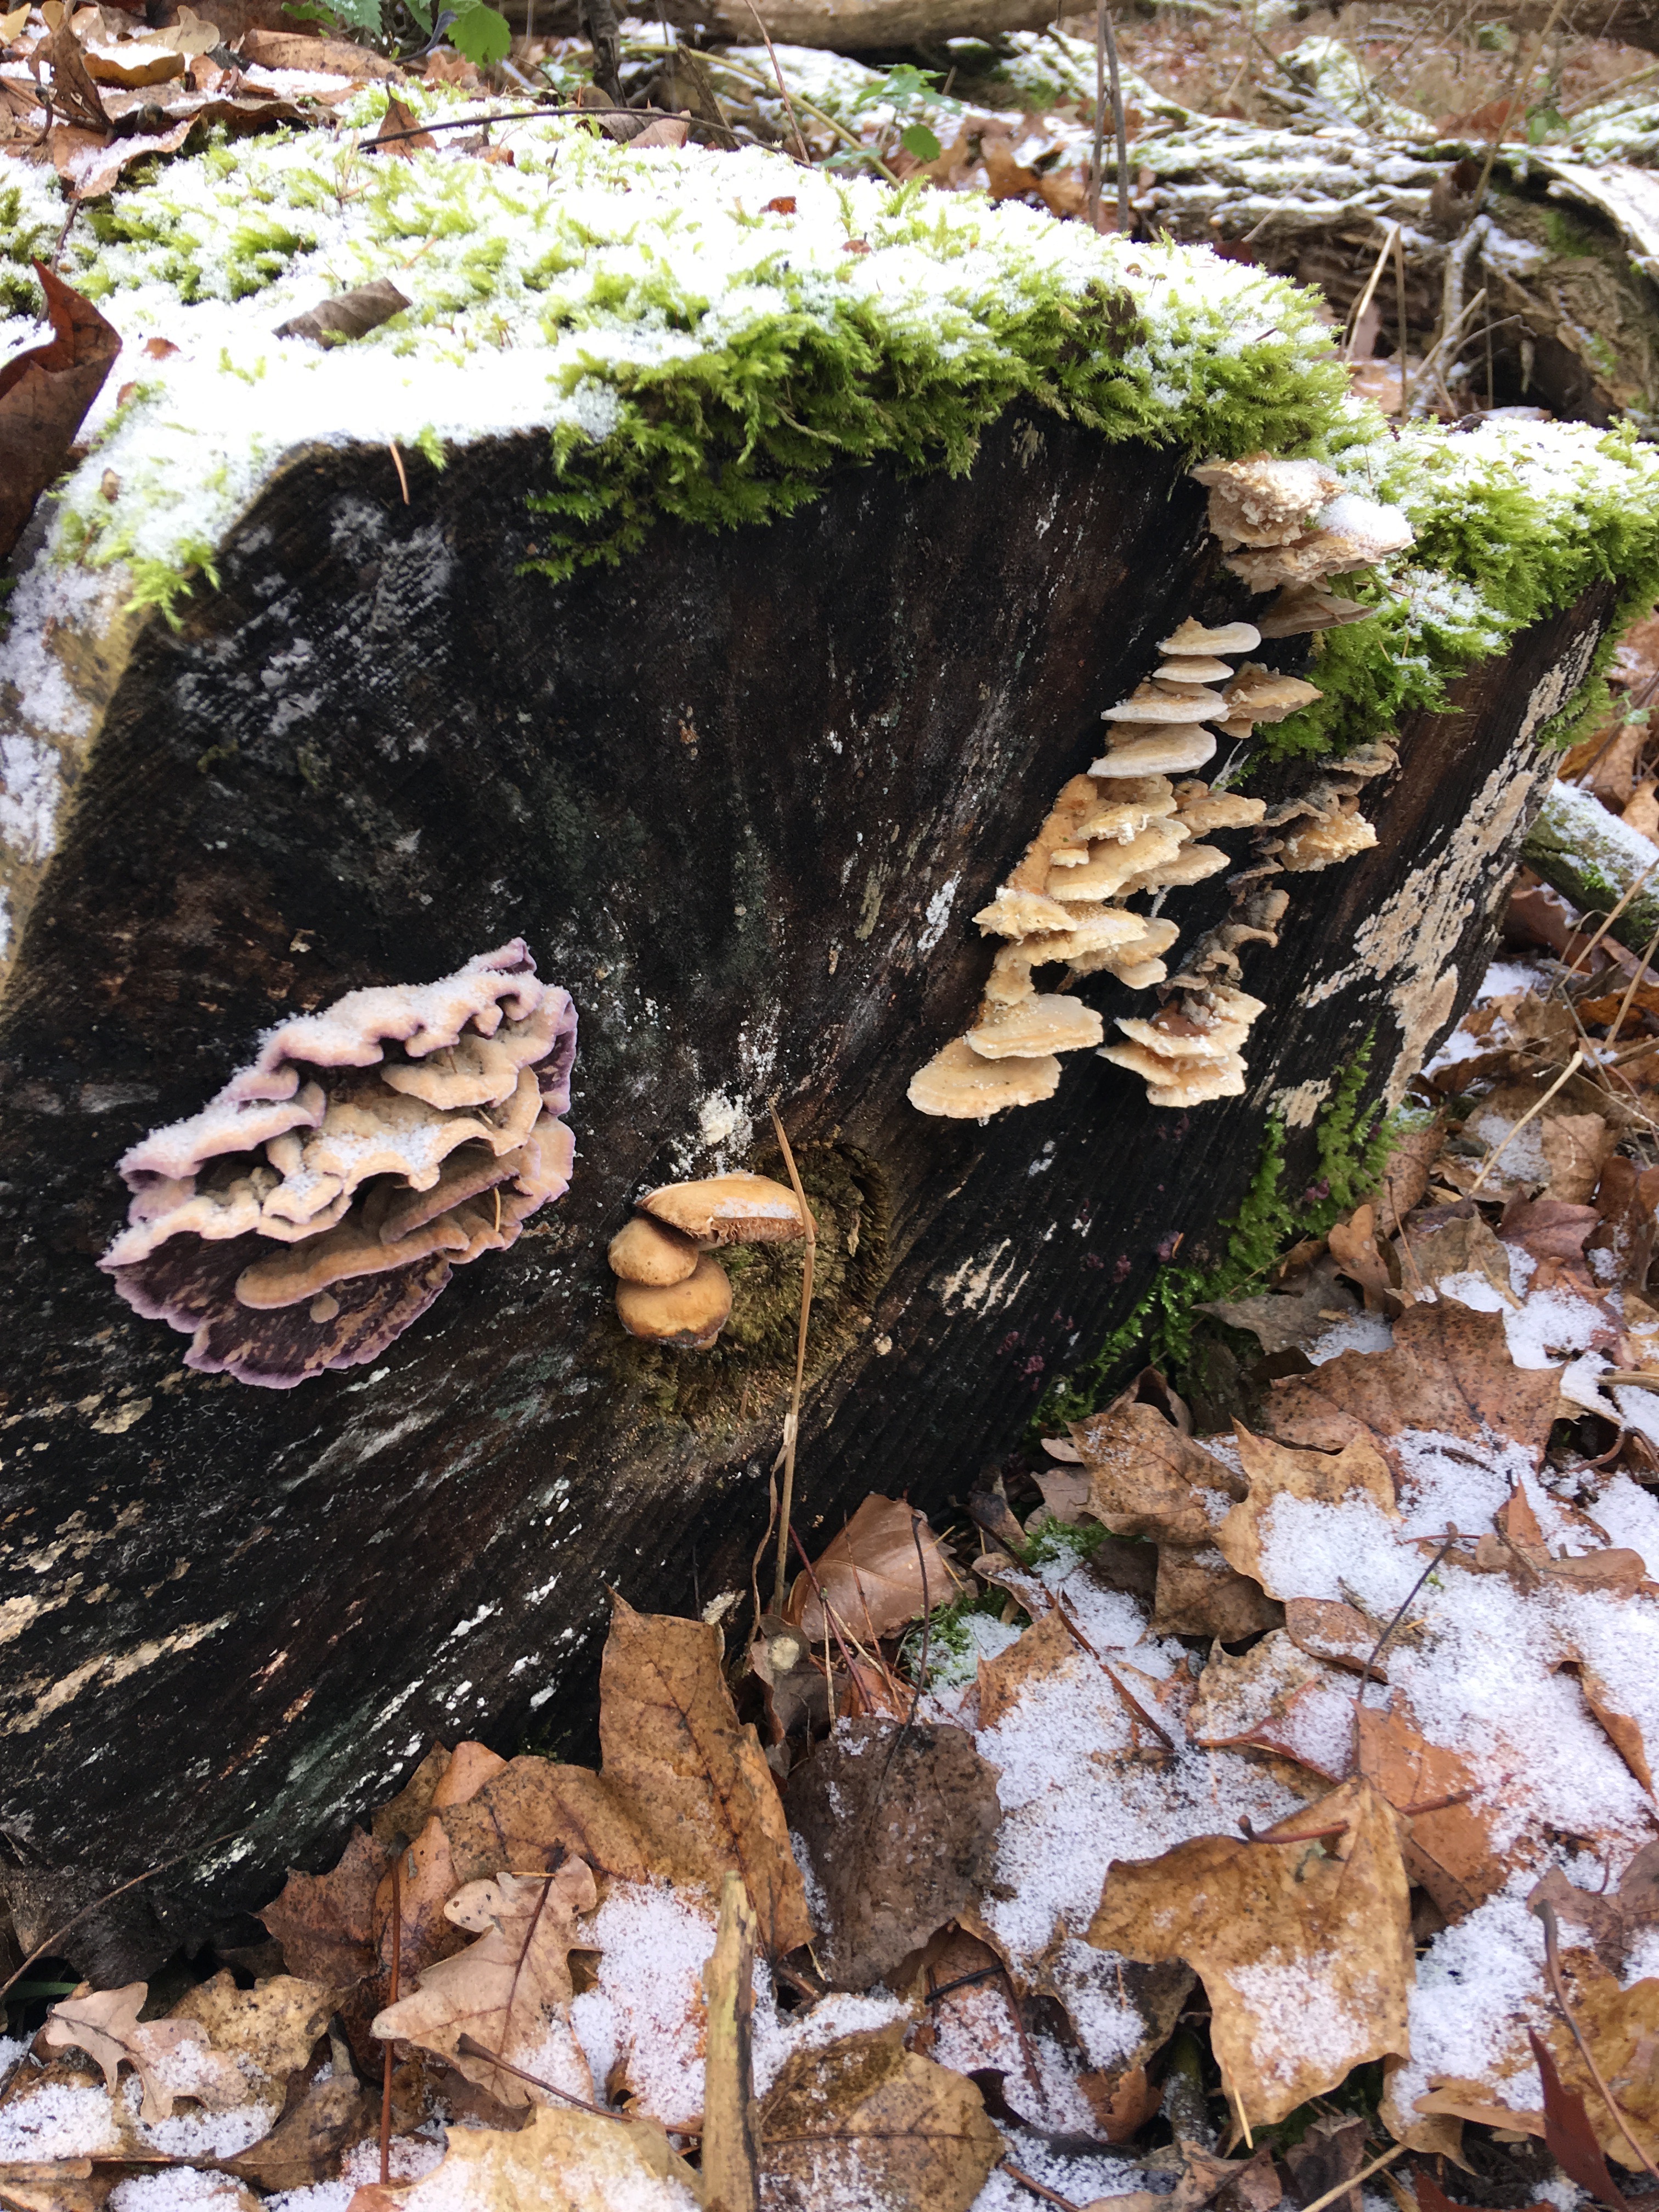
908;447;1405;1122
608;1171;812;1348
99;942;577;1387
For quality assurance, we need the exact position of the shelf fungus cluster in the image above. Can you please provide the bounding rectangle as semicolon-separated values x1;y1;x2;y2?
909;454;1413;1121
607;1172;812;1350
98;943;577;1388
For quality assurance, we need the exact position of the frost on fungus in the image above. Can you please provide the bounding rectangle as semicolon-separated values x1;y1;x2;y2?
99;942;577;1387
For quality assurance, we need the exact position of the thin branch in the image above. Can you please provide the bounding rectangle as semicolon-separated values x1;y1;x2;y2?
1469;1052;1585;1190
1301;2146;1408;2212
0;1835;241;2004
769;1102;816;1616
379;1844;402;2186
740;0;809;165
1533;1899;1659;2185
455;2034;634;2119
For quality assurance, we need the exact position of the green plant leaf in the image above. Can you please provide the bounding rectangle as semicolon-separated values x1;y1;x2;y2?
446;0;510;63
899;121;941;161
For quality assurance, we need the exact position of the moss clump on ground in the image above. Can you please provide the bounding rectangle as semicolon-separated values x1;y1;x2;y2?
1036;1043;1401;1429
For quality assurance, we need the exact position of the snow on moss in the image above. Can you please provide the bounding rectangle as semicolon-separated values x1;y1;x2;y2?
2;114;1346;612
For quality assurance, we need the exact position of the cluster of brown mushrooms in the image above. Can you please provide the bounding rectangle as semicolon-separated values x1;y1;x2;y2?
607;1171;812;1350
908;454;1414;1121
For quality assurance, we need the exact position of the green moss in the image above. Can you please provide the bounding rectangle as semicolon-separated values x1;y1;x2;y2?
1036;1043;1398;1429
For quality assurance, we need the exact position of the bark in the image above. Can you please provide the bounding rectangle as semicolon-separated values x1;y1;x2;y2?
1523;777;1659;953
0;410;1610;1976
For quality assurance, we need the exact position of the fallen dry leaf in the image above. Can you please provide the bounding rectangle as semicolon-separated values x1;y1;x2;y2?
1216;1425;1398;1598
228;2069;373;2193
758;2024;1002;2212
371;94;433;156
601;1596;813;1960
1541;1957;1659;2173
379;2100;700;2212
262;1824;390;1987
1073;1398;1243;1545
38;1982;249;2122
1530;1842;1659;1977
1198;1251;1362;1357
785;1714;1000;1990
1403;1209;1518;1308
0;263;120;564
1265;1300;1561;1472
1355;1703;1505;1919
371;1860;597;2106
787;1494;954;1643
168;1969;334;2095
1187;1629;1357;1779
1541;1113;1617;1206
438;1754;655;1891
239;25;403;75
44;14;108;128
1328;1203;1398;1308
1088;1777;1414;2128
1152;1543;1283;1640
275;277;410;348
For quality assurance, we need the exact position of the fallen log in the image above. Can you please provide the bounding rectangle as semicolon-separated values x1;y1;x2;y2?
0;120;1654;1975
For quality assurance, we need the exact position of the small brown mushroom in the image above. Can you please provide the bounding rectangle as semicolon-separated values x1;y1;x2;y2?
1159;618;1261;656
608;1213;700;1286
1103;681;1229;725
616;1254;733;1348
1255;583;1374;638
1221;666;1323;724
966;995;1104;1059
1092;730;1217;779
1153;654;1235;684
639;1171;810;1247
908;1036;1062;1119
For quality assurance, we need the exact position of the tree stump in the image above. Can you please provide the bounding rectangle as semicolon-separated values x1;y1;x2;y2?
0;406;1614;1976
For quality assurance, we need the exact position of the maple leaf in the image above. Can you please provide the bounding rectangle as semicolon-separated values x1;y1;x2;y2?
1216;1425;1398;1597
1088;1778;1414;2129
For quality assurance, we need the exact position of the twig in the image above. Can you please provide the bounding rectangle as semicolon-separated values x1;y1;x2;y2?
740;0;809;165
925;1964;1004;2004
387;441;409;505
380;1843;400;2185
1469;1051;1584;1190
1002;2160;1084;2211
1240;1819;1353;1845
1351;1537;1454;1756
1561;55;1659;114
1089;0;1128;235
1392;222;1410;416
1050;1590;1177;1753
704;52;900;182
1604;908;1659;1046
455;2034;633;2119
769;1102;816;1616
908;1509;932;1722
365;101;693;145
0;1835;240;2005
1301;2146;1409;2212
1555;854;1659;983
788;1524;864;1683
1533;1898;1659;2185
1344;222;1400;364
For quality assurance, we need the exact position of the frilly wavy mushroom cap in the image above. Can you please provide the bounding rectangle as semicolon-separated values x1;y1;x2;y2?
1256;583;1374;637
966;995;1104;1059
1066;916;1181;987
1190;455;1341;547
615;1255;733;1348
1120;842;1231;894
1104;680;1229;724
100;942;577;1387
1115;1011;1253;1062
608;1214;700;1286
1160;618;1261;655
1075;778;1178;844
1279;810;1381;871
1173;786;1269;835
1222;666;1323;725
1223;492;1413;590
1042;906;1157;961
639;1171;810;1247
1153;654;1235;684
973;887;1077;939
1045;821;1189;902
1006;775;1100;893
908;1036;1062;1119
1092;730;1217;778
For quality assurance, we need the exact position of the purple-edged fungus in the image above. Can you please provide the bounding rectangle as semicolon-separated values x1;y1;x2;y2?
1103;681;1229;725
608;1214;701;1286
908;1037;1062;1119
973;887;1077;938
1153;655;1235;684
99;942;577;1387
639;1171;811;1248
1223;492;1414;591
1256;584;1375;638
1092;730;1217;778
1190;455;1341;548
615;1255;733;1349
1160;619;1261;656
1221;666;1323;724
966;995;1104;1059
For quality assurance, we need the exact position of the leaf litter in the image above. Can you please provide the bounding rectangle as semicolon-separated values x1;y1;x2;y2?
10;968;1659;2209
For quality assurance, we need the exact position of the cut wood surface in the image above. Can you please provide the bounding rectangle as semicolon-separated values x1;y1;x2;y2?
0;410;1610;1972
